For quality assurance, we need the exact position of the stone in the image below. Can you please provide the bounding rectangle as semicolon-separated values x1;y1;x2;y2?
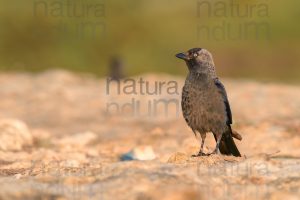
120;146;156;161
0;119;33;151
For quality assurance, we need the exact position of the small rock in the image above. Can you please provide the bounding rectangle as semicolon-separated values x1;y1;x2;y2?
14;173;22;179
0;119;33;151
120;146;156;161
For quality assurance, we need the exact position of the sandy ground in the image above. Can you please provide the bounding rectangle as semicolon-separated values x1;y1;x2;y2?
0;70;300;200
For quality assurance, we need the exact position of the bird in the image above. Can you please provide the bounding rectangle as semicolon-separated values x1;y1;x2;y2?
176;48;242;157
108;56;124;81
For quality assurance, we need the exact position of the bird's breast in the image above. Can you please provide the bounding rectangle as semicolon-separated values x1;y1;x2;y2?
182;78;227;133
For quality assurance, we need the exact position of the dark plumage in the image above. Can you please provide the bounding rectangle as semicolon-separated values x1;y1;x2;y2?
176;48;242;157
109;56;124;81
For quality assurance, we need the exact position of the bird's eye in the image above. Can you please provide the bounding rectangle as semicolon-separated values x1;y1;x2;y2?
193;53;198;57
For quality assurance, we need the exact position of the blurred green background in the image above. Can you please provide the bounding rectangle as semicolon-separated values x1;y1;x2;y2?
0;0;299;82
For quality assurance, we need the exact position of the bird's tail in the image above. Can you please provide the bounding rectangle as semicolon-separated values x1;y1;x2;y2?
215;126;241;157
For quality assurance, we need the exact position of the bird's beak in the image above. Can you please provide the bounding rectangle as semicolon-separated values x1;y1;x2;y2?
176;53;189;61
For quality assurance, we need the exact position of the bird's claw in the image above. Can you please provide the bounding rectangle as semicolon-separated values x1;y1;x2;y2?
208;149;221;156
192;152;208;157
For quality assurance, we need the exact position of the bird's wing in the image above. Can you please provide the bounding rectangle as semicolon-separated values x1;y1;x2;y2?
214;78;232;125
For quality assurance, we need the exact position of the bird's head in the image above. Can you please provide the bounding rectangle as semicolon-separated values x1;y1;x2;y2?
176;48;216;76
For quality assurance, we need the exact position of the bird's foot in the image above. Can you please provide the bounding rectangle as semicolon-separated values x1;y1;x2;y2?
192;152;208;157
208;149;221;156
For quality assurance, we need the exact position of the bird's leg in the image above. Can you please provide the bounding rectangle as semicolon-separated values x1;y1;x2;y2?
210;133;223;155
192;133;207;157
198;133;207;156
